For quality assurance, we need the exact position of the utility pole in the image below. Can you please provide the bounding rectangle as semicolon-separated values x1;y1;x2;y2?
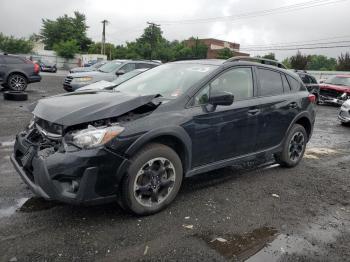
147;22;160;60
101;20;109;55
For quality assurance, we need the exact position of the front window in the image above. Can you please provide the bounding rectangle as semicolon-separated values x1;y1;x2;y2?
98;61;122;73
325;76;350;86
115;63;217;99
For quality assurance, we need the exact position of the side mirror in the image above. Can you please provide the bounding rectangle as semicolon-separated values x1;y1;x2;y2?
209;91;234;106
116;70;125;76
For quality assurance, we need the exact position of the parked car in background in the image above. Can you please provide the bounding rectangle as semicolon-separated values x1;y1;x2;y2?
70;60;107;74
76;68;149;91
319;75;350;105
295;71;320;103
0;54;41;91
38;60;57;73
338;99;350;125
63;60;160;92
12;58;316;215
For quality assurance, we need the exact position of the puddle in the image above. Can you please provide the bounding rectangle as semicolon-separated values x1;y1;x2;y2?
0;198;28;218
246;234;318;262
199;227;278;260
0;197;59;218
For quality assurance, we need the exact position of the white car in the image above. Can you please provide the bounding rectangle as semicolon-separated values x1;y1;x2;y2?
338;99;350;125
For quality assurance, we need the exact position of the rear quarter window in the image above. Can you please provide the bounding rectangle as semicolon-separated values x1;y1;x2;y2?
286;75;306;92
258;68;284;96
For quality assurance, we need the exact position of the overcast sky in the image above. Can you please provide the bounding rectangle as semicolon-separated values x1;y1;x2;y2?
1;0;350;60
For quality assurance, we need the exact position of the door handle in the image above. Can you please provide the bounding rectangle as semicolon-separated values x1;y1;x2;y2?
288;102;297;109
248;109;260;116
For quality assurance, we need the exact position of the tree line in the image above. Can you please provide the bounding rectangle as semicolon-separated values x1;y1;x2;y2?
0;11;350;70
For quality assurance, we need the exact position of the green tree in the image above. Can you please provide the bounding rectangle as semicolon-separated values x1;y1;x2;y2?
307;55;337;71
53;39;79;59
88;42;116;59
290;51;310;70
41;11;92;51
262;53;276;60
216;47;234;59
0;33;33;54
281;57;291;68
336;52;350;71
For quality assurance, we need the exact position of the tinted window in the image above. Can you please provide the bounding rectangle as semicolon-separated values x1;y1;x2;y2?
195;67;253;105
3;56;24;64
258;68;283;96
286;75;302;91
211;67;253;100
298;74;309;84
309;75;317;84
282;74;291;92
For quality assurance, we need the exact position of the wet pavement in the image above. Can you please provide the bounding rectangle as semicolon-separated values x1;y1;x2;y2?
0;75;350;261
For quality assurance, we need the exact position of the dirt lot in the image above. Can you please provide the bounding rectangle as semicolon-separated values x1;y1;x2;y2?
0;74;349;261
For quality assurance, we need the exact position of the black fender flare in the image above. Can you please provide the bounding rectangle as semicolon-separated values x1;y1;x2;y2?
285;111;314;143
116;126;192;182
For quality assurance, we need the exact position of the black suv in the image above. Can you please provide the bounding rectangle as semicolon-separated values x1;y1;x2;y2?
296;71;320;103
11;57;316;215
0;54;41;91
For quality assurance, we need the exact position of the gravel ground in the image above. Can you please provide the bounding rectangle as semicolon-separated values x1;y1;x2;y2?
0;74;349;261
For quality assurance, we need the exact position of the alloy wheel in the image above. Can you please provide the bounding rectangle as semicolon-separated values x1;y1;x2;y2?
9;75;26;91
288;131;305;161
133;157;176;207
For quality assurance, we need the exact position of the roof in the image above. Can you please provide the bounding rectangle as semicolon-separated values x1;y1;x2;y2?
172;59;225;65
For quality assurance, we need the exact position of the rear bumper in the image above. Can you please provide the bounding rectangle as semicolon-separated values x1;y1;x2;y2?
28;75;41;83
12;132;129;205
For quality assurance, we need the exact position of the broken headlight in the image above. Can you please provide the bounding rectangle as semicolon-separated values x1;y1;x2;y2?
70;125;124;149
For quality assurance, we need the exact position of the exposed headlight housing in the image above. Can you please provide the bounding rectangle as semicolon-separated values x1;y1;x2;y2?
70;125;124;149
74;76;93;82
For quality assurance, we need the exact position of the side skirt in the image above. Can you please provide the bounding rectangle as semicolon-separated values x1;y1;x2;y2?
185;145;282;178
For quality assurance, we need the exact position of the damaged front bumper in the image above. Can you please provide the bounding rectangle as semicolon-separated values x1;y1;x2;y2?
338;106;350;123
11;131;129;205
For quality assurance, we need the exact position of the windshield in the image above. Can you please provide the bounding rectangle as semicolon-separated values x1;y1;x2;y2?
325;76;350;86
112;70;145;86
116;63;217;99
98;61;122;73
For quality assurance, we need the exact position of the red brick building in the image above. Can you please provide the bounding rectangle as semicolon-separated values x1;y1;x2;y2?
185;38;249;59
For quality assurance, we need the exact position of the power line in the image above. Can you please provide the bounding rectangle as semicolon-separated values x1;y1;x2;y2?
240;44;350;51
157;0;348;25
241;40;350;51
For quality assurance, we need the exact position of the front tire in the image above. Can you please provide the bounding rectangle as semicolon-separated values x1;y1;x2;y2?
121;143;183;215
275;124;307;167
7;74;27;91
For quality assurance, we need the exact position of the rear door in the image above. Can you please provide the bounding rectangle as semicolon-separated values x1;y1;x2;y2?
255;68;299;150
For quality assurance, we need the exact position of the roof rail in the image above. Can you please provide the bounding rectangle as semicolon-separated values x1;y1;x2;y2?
225;56;287;69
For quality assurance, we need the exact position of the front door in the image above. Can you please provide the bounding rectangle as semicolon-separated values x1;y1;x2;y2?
184;67;260;167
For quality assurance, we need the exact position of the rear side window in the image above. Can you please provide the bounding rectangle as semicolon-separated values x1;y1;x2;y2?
258;68;283;96
282;74;291;92
308;75;317;84
286;75;303;92
299;74;309;84
3;56;24;64
120;63;136;73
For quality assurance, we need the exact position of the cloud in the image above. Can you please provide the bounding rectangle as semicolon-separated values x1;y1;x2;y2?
0;0;349;59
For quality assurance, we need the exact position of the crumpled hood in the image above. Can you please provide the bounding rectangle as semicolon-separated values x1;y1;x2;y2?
31;91;158;126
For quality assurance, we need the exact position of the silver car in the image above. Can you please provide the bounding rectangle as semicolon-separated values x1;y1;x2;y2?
338;99;350;125
63;60;160;92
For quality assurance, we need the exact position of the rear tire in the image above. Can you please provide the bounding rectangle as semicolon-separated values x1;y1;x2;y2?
120;143;183;215
275;124;307;168
7;74;27;91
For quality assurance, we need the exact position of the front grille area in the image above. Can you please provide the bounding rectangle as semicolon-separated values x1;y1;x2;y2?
35;118;63;136
320;89;342;98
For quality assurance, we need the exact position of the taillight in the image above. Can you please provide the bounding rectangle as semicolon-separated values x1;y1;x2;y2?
308;94;316;103
34;63;40;74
